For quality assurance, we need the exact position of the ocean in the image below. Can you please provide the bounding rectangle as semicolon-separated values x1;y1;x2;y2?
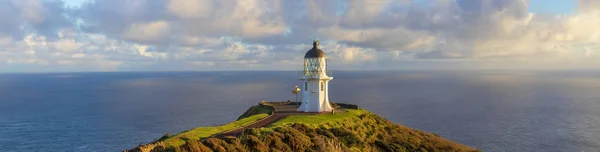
0;70;599;151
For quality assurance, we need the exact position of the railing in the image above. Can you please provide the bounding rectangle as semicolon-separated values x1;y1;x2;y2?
298;70;332;77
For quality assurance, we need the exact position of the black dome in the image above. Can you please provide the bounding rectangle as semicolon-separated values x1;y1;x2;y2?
304;40;327;58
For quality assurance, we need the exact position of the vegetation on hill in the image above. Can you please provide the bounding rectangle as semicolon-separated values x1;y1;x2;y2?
154;113;269;148
129;105;477;152
269;109;364;127
236;105;273;120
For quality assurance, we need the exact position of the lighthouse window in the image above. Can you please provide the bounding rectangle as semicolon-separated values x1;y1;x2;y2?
305;82;307;91
320;82;323;91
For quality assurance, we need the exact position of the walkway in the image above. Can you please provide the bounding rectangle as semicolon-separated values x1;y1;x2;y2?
213;105;341;138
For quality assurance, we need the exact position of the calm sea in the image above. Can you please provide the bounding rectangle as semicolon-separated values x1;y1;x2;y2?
0;71;599;151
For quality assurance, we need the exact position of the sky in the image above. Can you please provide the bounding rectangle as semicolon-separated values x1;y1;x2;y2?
0;0;599;72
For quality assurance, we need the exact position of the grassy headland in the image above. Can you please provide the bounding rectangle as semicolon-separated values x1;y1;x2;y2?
128;104;477;152
157;114;269;148
269;109;364;127
236;104;273;120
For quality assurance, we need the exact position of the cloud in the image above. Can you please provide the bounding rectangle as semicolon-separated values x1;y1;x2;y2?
77;0;287;44
577;0;600;13
167;0;213;19
319;42;375;62
342;0;394;25
134;45;167;58
171;0;287;39
71;53;85;58
318;26;436;51
122;20;172;43
0;0;71;39
394;0;600;64
2;0;600;72
52;39;83;52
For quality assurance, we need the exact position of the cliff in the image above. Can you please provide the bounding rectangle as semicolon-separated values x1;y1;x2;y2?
128;103;478;152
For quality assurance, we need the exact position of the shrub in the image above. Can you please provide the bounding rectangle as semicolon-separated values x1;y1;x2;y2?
329;128;353;137
170;146;184;152
132;107;478;152
222;136;240;144
376;140;407;152
263;133;291;151
202;138;227;152
243;135;267;152
181;140;212;152
271;132;285;139
282;129;313;152
291;123;310;132
184;141;200;152
222;136;245;151
315;128;335;138
244;128;260;136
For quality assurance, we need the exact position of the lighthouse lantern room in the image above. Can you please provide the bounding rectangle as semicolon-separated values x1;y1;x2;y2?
298;40;334;112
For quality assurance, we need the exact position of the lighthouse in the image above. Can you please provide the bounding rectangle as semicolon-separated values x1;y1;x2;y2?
298;40;334;112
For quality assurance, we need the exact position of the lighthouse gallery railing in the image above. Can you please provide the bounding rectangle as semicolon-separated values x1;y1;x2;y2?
298;70;332;77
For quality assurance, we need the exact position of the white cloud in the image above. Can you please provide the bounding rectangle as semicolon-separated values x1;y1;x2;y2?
188;61;215;66
13;0;48;24
174;0;287;39
71;53;85;58
2;0;600;72
319;42;375;62
0;37;12;46
0;0;71;39
318;26;436;51
179;35;224;47
52;39;83;52
122;20;172;43
134;45;167;58
342;0;393;25
167;0;213;19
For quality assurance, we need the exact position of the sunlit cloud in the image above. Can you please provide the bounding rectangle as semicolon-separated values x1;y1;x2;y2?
0;0;599;72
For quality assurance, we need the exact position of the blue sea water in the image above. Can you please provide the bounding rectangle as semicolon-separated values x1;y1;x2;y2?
0;70;599;152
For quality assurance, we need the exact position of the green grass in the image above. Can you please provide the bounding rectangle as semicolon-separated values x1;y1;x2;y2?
237;105;273;120
132;107;477;152
269;109;366;128
161;113;269;148
153;108;362;148
172;109;477;152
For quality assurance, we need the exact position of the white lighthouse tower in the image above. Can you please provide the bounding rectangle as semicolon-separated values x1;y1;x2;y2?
298;40;334;112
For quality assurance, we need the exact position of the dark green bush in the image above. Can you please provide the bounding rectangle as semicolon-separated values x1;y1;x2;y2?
221;136;245;151
243;135;267;152
243;128;260;136
282;129;313;151
202;138;227;152
170;146;184;152
184;141;200;152
181;140;212;152
263;133;291;151
137;110;476;152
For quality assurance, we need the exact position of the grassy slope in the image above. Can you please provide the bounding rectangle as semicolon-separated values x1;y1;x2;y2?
160;113;269;148
270;109;365;127
168;109;476;152
236;105;273;120
264;109;476;151
131;107;477;152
